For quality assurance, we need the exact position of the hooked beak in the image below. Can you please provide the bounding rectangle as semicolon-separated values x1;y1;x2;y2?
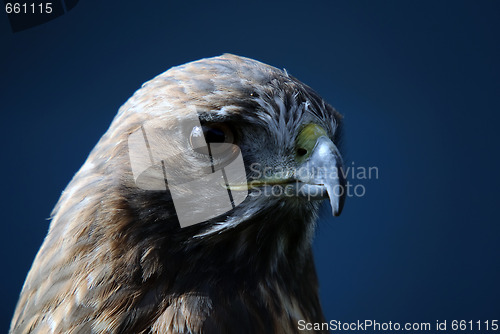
294;136;346;216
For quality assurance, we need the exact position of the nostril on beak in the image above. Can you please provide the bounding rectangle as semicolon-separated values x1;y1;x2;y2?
296;148;308;156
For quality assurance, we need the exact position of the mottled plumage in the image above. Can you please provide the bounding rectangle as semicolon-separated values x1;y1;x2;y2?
11;54;344;333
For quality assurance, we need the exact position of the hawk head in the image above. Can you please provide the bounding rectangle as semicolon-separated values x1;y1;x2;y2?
11;54;345;334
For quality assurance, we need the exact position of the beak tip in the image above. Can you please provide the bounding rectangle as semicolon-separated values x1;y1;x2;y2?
331;202;344;217
329;188;345;218
333;206;343;217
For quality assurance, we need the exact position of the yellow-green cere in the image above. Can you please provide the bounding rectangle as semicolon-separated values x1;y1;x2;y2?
295;123;328;163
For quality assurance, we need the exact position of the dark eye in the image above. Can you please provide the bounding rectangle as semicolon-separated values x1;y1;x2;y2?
189;123;235;155
204;127;228;143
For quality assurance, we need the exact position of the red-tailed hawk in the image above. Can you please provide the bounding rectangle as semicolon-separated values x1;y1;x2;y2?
10;54;345;334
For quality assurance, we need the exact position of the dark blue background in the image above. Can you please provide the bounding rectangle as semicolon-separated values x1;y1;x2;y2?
1;1;499;332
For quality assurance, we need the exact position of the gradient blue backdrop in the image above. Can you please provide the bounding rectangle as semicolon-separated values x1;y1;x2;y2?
1;1;499;332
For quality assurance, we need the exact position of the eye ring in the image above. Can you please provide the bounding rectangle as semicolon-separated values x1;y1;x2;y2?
189;123;236;156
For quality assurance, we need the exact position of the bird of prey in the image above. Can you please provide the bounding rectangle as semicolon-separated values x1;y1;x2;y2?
10;54;346;334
